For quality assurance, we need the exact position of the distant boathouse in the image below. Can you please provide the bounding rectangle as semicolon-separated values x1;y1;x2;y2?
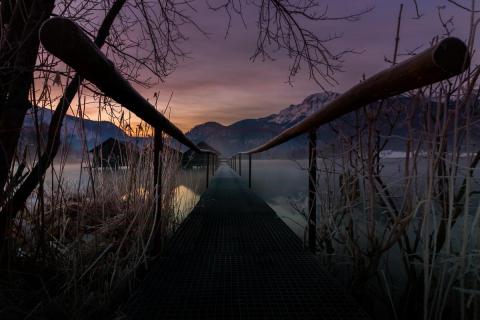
89;137;184;169
88;137;137;169
182;141;219;169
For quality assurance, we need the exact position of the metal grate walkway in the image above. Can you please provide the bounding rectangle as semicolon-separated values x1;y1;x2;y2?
125;165;370;319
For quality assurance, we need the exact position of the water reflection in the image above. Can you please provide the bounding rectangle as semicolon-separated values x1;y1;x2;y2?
173;184;200;219
120;187;149;201
237;158;480;240
238;159;309;238
38;164;206;222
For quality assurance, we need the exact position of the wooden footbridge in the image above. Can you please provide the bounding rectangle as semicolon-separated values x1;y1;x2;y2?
39;18;470;319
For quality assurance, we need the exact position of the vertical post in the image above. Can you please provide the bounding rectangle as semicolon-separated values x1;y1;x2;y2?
211;154;215;176
308;129;317;253
206;153;210;188
152;128;163;254
248;153;252;189
239;153;242;176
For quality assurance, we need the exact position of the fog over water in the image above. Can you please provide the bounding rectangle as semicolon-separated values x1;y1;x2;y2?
40;156;480;241
235;158;480;245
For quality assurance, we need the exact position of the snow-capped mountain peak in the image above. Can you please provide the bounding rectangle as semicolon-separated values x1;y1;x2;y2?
266;92;339;126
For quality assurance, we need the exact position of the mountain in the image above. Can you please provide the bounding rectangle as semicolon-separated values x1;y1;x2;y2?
186;92;340;157
263;92;340;126
19;92;462;161
19;107;148;159
186;92;341;157
186;92;417;158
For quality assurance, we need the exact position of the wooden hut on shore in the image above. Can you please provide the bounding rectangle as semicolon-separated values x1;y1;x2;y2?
182;141;219;169
89;137;137;168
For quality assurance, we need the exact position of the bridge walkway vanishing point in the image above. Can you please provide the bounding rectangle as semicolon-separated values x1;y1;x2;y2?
125;164;370;319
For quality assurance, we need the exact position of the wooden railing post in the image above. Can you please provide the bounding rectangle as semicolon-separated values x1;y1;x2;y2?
308;129;317;253
212;154;215;176
248;153;252;189
239;153;242;176
206;153;210;188
152;128;163;254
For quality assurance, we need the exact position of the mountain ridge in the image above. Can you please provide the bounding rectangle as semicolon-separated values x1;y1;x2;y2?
19;107;148;159
186;91;345;157
20;92;449;160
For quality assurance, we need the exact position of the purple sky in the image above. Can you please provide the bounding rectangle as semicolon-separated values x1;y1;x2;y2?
97;0;473;131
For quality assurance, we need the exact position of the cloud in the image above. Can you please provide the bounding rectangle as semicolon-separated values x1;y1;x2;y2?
83;0;473;132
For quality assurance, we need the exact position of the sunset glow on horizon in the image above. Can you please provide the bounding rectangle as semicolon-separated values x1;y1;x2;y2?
66;0;471;133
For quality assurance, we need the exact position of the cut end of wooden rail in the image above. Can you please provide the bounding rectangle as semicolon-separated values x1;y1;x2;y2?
39;17;67;46
433;37;470;76
40;17;91;61
39;17;115;81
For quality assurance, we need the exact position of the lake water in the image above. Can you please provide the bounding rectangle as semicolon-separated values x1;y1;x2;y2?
237;158;480;241
37;161;308;237
35;162;207;222
233;158;480;318
35;160;310;238
40;158;480;242
32;158;480;318
236;159;309;237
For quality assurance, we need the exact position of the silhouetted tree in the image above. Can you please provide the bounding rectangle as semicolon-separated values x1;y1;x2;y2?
0;0;368;253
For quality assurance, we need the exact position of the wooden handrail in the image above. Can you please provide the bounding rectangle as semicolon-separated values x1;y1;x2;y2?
243;37;470;154
39;17;202;153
